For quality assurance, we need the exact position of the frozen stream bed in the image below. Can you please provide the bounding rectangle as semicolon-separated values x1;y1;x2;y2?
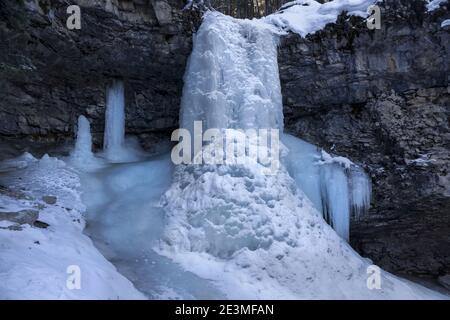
80;154;225;299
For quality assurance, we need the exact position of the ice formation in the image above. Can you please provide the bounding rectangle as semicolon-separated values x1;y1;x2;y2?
102;81;145;163
155;12;443;299
80;154;228;299
0;152;37;173
283;135;371;240
73;115;93;158
69;115;101;169
104;80;126;161
180;17;283;133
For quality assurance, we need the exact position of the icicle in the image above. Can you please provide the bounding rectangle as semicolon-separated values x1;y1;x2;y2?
104;80;126;161
283;134;371;241
319;163;351;241
349;167;371;220
318;159;371;240
72;115;94;159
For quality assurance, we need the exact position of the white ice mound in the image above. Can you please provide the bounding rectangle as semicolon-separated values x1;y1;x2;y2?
161;160;313;258
0;154;144;299
69;115;105;171
158;12;444;299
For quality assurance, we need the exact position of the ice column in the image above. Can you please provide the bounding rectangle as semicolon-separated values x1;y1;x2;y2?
71;115;94;162
104;80;126;161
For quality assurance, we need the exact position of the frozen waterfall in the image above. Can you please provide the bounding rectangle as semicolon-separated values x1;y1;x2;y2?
103;80;144;163
283;135;371;241
72;115;93;159
79;11;442;299
180;16;283;133
155;12;439;299
176;12;370;241
104;80;126;162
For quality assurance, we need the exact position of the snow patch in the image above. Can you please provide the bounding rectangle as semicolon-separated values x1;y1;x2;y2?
0;154;145;299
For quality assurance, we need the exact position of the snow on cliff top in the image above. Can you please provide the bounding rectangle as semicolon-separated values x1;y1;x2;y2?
427;0;448;12
187;0;447;37
263;0;378;36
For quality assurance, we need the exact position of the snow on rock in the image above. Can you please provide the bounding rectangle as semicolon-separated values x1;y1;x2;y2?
317;149;355;169
407;154;438;167
263;0;378;37
0;154;145;299
442;19;450;27
427;0;448;12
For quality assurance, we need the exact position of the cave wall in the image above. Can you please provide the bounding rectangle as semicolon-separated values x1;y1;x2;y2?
278;0;450;278
0;0;197;158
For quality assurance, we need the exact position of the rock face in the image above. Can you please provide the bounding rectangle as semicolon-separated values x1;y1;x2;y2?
279;0;450;279
438;274;450;290
0;0;196;158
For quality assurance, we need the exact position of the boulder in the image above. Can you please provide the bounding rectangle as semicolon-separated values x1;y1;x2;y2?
0;209;39;225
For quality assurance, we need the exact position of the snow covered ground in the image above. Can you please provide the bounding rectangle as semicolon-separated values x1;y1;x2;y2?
0;154;144;299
